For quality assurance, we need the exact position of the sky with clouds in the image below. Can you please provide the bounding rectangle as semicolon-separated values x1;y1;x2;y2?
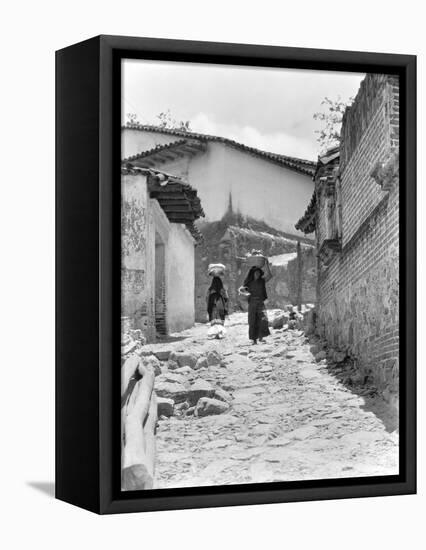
122;59;365;161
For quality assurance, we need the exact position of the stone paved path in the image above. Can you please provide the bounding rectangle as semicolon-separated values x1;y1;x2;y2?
151;312;398;489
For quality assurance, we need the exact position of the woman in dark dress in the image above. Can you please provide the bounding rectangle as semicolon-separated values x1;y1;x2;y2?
243;261;272;344
206;276;229;325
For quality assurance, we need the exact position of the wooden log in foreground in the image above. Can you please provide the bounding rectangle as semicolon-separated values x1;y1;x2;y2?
122;363;157;491
143;391;157;480
121;355;141;403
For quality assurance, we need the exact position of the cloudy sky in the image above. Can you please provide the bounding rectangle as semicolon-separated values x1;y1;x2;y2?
122;59;364;161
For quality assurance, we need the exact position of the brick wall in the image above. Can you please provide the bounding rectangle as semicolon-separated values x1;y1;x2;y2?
316;74;399;404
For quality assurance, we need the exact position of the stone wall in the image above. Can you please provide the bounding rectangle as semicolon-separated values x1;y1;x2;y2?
316;74;399;406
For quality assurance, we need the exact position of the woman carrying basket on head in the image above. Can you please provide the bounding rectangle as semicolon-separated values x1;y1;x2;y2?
242;256;273;345
206;264;229;339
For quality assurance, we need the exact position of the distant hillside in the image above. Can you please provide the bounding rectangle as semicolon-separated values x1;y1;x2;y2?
194;208;316;320
196;208;314;246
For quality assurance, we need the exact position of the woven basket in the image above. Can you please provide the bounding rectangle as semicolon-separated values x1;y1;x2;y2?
238;286;250;301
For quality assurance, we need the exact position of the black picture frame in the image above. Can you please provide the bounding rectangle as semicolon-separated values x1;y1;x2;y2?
56;35;416;514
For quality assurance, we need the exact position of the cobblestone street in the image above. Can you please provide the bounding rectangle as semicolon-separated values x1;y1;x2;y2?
149;312;399;489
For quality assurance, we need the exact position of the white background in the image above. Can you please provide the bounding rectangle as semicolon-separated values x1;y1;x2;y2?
0;1;423;548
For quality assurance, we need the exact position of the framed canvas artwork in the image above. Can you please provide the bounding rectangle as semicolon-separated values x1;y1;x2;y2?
56;35;416;514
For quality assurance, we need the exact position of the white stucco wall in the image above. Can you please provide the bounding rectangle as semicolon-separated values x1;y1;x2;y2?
121;171;196;339
191;143;314;237
166;224;195;333
123;128;183;158
121;173;156;338
122;129;314;237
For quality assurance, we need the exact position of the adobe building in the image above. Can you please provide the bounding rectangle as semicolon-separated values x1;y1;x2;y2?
122;125;317;320
121;166;204;342
122;125;316;237
296;74;400;407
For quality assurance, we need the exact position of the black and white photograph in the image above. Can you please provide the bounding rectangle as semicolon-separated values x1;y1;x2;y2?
2;0;421;541
120;59;400;491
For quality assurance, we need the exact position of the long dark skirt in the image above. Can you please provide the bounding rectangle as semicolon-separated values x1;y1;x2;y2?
248;298;270;341
208;295;227;323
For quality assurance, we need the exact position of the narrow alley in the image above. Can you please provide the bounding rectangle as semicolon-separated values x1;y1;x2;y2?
139;312;399;489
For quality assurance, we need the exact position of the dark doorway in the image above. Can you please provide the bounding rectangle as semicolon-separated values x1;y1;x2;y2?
155;232;167;336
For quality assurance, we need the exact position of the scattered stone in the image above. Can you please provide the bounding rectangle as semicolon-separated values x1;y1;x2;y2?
156;372;187;386
221;383;236;392
169;351;199;369
175;401;189;412
309;344;321;355
155;381;188;403
153;348;172;361
157;397;174;417
195;397;229;417
315;350;327;362
206;349;222;366
187;380;215;405
193;356;208;370
167;359;180;371
184;406;195;416
333;350;347;363
174;366;194;376
272;315;286;329
213;387;233;403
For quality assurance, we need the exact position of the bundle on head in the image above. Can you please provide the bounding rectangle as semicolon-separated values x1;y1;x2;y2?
208;263;226;277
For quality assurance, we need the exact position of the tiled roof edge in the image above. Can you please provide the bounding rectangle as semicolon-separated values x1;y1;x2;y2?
122;124;316;176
